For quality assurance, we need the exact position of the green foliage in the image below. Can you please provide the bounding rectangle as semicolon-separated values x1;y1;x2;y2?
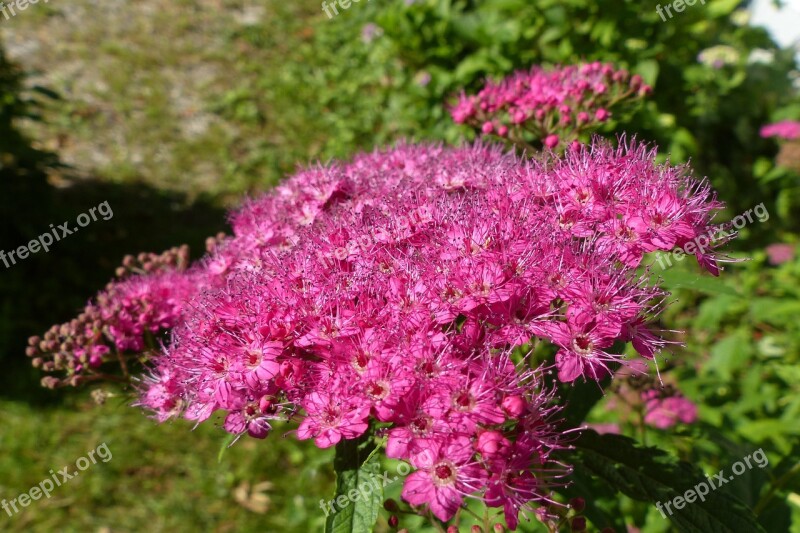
560;430;765;532
223;0;797;237
325;433;383;533
664;250;800;453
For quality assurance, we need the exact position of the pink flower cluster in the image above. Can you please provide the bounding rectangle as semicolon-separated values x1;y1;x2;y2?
127;139;721;527
643;390;698;430
451;63;651;150
27;247;202;388
760;120;800;141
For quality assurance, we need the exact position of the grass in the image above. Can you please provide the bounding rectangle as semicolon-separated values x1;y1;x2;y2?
0;393;334;532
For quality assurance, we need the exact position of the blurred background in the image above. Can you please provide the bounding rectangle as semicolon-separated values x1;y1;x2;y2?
1;0;799;531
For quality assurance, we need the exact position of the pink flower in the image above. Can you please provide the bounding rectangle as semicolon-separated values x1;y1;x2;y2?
450;63;649;148
402;437;488;521
766;243;795;265
543;315;619;382
296;391;370;448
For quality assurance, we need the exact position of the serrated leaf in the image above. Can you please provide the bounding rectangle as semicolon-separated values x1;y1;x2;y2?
325;435;383;533
560;430;765;533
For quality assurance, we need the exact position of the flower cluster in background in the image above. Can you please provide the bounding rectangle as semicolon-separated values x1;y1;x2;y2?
759;120;800;140
450;62;651;151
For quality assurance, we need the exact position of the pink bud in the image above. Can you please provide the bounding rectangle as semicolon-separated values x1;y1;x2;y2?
476;430;511;460
259;395;273;413
482;121;494;134
501;395;527;417
595;108;610;121
544;135;560;149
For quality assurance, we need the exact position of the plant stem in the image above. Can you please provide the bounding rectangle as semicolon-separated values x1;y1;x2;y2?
754;461;800;516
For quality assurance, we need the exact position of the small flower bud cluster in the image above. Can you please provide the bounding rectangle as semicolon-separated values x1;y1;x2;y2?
451;63;651;150
28;252;200;388
609;362;698;430
114;245;190;279
641;388;698;429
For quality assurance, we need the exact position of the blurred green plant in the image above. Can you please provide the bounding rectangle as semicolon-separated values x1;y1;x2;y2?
220;0;797;238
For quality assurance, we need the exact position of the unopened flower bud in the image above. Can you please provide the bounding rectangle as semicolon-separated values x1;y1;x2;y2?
501;395;526;417
41;376;60;389
383;499;400;512
569;497;586;512
571;517;587;531
476;430;511;460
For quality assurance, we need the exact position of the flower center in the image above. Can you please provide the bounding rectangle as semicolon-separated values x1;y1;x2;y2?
453;390;476;412
366;380;390;401
432;461;458;486
322;406;341;425
572;334;594;355
244;402;260;420
351;353;369;373
410;415;432;435
651;212;668;228
417;360;438;378
246;349;262;367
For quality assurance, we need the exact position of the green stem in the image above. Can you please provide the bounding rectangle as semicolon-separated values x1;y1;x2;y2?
753;461;800;516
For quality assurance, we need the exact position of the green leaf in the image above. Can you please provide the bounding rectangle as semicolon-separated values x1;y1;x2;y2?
556;372;612;428
749;298;800;327
325;434;383;533
703;330;752;379
635;59;660;87
560;430;766;533
656;268;741;297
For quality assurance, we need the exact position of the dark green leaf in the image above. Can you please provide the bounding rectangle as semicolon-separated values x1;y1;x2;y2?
325;434;383;533
561;430;765;533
